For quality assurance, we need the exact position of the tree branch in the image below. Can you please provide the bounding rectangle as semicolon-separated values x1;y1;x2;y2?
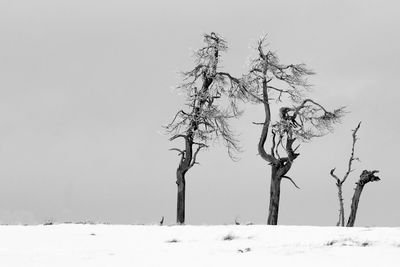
271;130;276;158
169;134;187;141
282;175;300;189
190;144;207;168
216;72;264;103
330;168;341;183
268;86;290;102
169;148;184;154
170;148;185;163
275;136;281;159
342;121;361;183
296;99;328;114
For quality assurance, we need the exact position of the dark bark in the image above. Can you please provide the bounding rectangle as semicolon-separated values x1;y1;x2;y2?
346;170;380;227
266;157;296;225
174;134;193;224
346;183;363;227
257;74;297;225
267;166;281;225
176;169;186;224
257;75;278;165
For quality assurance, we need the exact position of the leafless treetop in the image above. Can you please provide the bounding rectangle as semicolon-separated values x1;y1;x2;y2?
166;33;246;160
241;35;345;165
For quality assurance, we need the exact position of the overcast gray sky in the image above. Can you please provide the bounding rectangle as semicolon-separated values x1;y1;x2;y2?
0;0;399;226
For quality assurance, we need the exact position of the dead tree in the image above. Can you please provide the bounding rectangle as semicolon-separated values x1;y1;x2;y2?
330;122;361;226
241;35;345;225
346;170;380;227
165;33;245;224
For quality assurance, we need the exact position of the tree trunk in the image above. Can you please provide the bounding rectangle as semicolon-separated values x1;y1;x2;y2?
176;170;186;224
346;183;364;227
337;184;345;226
267;166;281;225
346;170;380;227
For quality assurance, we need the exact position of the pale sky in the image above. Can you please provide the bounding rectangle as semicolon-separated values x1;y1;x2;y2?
0;0;399;226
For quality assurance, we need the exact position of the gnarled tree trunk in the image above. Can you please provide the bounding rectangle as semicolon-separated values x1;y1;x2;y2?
256;76;298;225
173;134;193;225
346;183;363;227
346;170;380;227
267;166;281;225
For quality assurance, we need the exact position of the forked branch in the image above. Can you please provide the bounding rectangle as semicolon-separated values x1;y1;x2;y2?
330;122;361;184
190;143;207;168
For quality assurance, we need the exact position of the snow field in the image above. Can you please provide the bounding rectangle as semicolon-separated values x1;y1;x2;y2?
0;224;399;267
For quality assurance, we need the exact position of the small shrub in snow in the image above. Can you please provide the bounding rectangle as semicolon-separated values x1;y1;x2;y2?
166;239;179;243
238;247;251;253
325;240;337;246
222;233;237;241
361;241;371;247
325;238;372;247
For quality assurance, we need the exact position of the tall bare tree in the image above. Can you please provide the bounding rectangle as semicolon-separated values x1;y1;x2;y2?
347;170;380;227
330;122;361;226
165;33;245;224
242;36;345;225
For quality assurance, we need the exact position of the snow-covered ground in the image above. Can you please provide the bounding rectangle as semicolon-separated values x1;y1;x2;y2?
0;224;399;266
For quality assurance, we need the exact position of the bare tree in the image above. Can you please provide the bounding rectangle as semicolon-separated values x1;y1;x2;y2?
241;35;345;225
330;122;361;226
165;33;245;224
347;170;380;227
